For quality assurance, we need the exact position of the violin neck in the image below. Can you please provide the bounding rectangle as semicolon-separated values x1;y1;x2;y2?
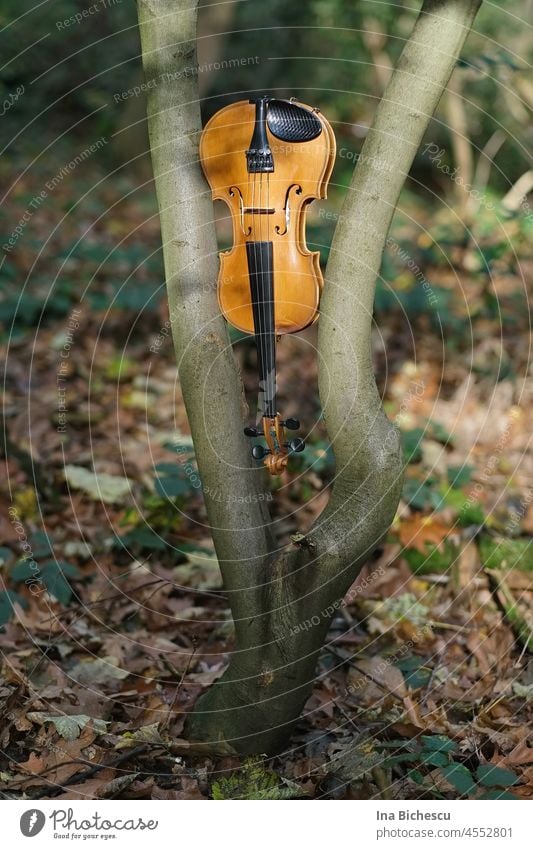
246;240;277;419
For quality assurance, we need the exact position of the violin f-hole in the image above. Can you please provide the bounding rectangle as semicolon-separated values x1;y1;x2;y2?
275;183;302;236
229;186;251;236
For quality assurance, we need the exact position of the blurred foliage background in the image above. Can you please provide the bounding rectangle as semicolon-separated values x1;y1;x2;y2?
1;0;531;327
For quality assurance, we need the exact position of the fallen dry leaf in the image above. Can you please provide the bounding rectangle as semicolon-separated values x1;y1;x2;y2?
398;516;452;553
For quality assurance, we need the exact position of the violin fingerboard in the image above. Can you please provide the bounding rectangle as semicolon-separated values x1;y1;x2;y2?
246;240;277;419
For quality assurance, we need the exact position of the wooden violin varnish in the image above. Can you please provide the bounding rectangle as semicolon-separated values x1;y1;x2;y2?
200;96;336;475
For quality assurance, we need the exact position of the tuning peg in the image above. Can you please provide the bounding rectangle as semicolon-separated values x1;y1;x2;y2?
252;444;271;460
288;438;305;453
282;417;300;430
244;425;263;437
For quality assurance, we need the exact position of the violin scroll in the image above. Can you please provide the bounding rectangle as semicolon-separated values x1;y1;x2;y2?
246;414;305;475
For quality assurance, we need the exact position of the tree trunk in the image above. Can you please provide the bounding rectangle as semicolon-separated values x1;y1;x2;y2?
137;0;482;755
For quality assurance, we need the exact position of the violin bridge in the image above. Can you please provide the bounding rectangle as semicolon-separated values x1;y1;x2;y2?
243;207;275;215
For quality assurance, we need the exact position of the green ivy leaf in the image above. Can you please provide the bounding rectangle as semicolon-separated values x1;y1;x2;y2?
447;465;474;488
0;590;28;626
401;428;425;464
395;655;432;689
402;478;443;511
421;735;458;753
0;547;13;567
30;530;53;558
116;527;168;552
407;768;425;785
429;421;454;445
420;751;449;768
10;560;36;582
440;763;475;794
40;561;81;605
154;474;193;498
476;765;519;788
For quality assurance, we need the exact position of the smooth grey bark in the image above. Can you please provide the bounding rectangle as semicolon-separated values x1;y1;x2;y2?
137;0;482;754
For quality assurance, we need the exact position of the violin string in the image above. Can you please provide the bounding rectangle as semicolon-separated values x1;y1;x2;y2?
262;170;273;421
253;167;258;418
254;172;266;422
265;165;268;419
253;168;265;424
267;163;276;423
265;172;272;421
258;169;266;421
267;168;275;424
259;170;270;422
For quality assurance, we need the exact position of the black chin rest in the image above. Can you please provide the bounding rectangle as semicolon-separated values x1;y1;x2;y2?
267;99;322;143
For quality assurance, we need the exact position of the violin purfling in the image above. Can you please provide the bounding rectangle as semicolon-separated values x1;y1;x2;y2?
200;96;335;475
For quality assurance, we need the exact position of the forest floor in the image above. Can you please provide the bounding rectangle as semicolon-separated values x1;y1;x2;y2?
0;150;532;800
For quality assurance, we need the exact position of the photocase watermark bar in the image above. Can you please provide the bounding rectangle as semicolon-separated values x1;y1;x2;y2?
2;799;529;846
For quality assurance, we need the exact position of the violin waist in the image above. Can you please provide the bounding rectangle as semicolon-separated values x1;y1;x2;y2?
217;240;322;335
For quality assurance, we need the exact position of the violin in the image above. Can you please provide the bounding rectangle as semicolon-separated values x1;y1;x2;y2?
200;96;335;474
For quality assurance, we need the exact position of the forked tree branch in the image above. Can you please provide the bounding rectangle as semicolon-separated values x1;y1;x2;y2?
137;0;482;754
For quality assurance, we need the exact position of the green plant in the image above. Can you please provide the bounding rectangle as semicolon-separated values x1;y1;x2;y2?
0;589;28;627
211;757;301;800
403;540;459;574
10;559;81;606
381;735;520;798
0;531;81;625
480;536;533;572
402;477;444;511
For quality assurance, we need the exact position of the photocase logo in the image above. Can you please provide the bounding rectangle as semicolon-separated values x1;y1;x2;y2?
20;809;46;837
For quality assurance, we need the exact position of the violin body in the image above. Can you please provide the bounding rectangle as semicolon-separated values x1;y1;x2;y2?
200;97;335;474
200;100;335;335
